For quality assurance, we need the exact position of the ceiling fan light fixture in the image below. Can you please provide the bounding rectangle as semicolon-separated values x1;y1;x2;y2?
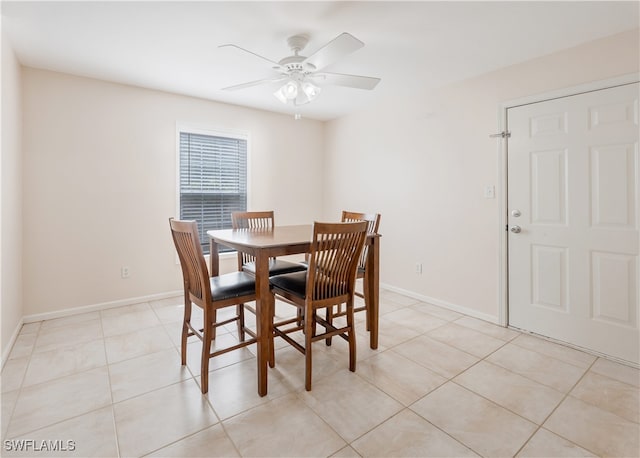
273;87;287;104
283;80;298;99
301;81;321;101
274;80;299;104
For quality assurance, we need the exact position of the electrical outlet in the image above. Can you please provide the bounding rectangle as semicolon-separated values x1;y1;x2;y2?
415;263;423;274
121;266;130;279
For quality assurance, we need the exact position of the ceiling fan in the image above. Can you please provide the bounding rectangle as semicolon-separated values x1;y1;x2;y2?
219;32;381;106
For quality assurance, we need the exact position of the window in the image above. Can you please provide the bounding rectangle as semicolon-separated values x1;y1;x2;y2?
178;129;248;254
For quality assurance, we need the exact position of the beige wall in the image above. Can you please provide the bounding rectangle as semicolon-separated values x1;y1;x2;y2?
324;29;640;321
22;69;325;316
1;30;24;357
12;28;640;326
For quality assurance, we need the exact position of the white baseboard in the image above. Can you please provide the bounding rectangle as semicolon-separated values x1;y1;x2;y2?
8;284;497;365
22;290;183;324
380;283;499;324
2;291;182;367
2;317;24;370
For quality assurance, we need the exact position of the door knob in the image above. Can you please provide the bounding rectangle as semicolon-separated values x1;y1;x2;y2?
510;225;522;233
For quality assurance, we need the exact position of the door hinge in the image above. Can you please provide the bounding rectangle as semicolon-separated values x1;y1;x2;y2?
490;131;511;139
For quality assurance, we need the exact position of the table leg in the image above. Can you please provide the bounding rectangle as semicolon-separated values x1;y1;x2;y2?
366;236;380;349
254;251;270;397
209;239;219;277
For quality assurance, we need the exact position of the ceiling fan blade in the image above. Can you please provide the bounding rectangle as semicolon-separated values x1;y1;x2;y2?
221;76;287;91
311;72;381;90
303;32;364;71
219;44;282;68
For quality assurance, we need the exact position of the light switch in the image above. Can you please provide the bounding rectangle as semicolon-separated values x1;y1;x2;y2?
484;185;495;199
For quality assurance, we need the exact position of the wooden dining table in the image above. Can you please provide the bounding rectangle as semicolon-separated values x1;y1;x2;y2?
208;224;380;397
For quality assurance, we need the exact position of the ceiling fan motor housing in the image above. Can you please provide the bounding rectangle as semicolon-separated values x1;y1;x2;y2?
279;35;317;75
278;56;316;75
287;34;309;53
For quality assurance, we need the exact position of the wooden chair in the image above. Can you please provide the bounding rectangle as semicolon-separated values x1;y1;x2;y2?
329;211;381;329
169;218;257;394
269;221;368;390
231;211;308;276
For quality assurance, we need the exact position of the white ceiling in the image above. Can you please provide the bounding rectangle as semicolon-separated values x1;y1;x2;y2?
2;1;638;121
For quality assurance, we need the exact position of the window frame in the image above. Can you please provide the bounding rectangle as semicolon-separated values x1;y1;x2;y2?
175;123;251;258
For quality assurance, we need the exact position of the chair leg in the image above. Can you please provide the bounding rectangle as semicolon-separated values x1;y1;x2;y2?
181;295;192;366
363;274;370;332
200;314;212;394
347;299;356;372
304;307;314;391
237;303;246;341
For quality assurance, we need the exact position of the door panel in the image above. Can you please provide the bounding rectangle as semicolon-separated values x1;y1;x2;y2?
530;149;567;224
508;83;639;364
591;144;636;227
531;244;568;311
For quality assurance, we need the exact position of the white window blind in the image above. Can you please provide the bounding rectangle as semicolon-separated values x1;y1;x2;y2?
179;131;247;254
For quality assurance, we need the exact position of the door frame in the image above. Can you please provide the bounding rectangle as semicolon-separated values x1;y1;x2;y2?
497;73;640;328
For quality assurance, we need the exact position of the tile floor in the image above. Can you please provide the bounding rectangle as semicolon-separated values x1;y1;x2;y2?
1;289;639;457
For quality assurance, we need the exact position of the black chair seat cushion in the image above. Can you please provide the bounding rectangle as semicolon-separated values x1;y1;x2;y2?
210;271;256;301
269;270;307;299
243;259;307;276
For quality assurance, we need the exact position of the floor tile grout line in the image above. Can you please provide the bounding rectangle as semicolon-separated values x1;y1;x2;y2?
342;368;468;456
445;330;594;445
139;423;227;458
304;338;488;456
451;316;523;344
5;313;121;451
511;357;602;458
394;336;517;458
447;379;544;456
509;332;599;370
351;407;477;457
475;335;599;394
99;312;122;458
254;344;394;454
113;377;212;457
289;387;359;455
19;337;180;393
403;332;560;457
404;407;485;457
2;321;43;441
3;404;115;443
580;362;640;392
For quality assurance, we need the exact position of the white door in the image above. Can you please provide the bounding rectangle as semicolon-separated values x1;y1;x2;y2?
508;82;639;365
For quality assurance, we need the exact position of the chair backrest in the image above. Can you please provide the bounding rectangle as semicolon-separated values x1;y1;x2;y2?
341;211;380;235
231;211;275;230
307;221;368;303
169;218;211;306
341;211;381;269
231;211;275;268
